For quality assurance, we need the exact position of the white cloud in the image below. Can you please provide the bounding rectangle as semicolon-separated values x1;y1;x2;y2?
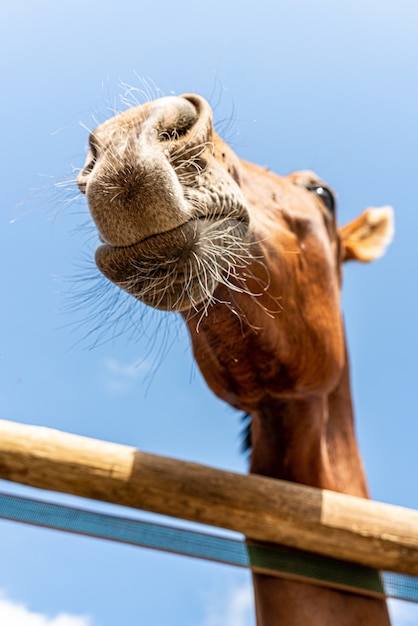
0;593;92;626
388;599;418;626
102;356;149;393
104;357;144;378
202;581;254;626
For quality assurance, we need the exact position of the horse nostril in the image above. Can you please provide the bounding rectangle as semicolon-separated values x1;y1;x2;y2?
158;97;198;142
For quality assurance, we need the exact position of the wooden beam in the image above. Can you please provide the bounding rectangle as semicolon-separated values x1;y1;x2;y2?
0;418;417;575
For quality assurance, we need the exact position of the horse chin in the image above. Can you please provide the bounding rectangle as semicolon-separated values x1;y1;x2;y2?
95;217;250;312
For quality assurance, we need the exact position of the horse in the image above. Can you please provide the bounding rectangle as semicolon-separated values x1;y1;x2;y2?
77;93;394;625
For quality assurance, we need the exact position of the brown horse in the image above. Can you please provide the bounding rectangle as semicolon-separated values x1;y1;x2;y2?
77;94;394;625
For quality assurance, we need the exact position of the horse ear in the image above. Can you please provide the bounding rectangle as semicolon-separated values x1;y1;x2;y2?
339;206;394;262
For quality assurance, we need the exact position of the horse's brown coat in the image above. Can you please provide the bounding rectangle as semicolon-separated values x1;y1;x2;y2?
78;94;394;625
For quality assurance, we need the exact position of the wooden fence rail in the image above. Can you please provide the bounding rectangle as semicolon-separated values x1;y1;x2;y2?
0;418;417;575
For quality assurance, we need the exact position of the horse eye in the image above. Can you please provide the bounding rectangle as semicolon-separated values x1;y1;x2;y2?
309;185;336;214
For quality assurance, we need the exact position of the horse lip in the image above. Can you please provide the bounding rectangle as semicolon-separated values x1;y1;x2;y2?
96;211;249;253
97;219;192;252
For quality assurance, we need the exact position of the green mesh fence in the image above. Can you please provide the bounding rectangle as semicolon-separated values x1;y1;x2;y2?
0;492;417;603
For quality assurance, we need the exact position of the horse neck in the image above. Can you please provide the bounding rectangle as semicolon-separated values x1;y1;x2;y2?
249;347;368;496
249;349;392;626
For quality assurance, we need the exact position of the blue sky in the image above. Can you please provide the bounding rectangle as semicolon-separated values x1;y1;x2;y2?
1;1;418;624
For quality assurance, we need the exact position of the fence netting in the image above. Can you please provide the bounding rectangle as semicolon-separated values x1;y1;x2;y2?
0;491;417;603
